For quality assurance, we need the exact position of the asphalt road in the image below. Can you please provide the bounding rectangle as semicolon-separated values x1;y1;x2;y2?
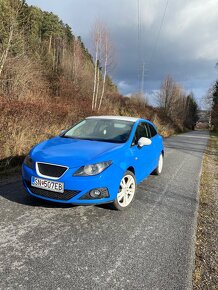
0;130;209;290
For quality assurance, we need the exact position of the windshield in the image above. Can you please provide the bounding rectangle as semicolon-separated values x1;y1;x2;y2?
63;118;134;143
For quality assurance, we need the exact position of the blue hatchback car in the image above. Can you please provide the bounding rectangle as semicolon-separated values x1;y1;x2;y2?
22;116;164;210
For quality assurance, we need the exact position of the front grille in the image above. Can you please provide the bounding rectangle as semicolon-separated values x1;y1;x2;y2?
25;181;80;201
37;162;67;178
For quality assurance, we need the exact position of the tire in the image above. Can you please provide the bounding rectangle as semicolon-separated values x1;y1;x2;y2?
111;170;136;210
152;153;163;175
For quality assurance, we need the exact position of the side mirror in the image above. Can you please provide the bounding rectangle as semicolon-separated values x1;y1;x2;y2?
138;137;152;147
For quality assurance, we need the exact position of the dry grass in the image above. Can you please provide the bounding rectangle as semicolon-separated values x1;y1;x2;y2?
193;132;218;289
0;96;73;169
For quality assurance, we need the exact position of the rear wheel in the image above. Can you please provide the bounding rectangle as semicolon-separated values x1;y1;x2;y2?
111;171;136;210
153;153;163;175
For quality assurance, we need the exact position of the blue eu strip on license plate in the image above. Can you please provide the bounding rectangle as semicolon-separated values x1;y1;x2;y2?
31;176;64;193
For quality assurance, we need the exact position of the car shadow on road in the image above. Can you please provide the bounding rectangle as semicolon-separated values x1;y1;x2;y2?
0;179;77;209
0;179;115;211
0;155;25;173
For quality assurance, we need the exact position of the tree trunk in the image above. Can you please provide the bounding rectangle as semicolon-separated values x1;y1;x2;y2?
98;49;108;111
94;65;100;110
48;35;52;54
72;39;76;81
0;25;14;77
92;41;99;110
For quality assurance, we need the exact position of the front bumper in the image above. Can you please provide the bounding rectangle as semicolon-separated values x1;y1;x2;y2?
22;163;124;204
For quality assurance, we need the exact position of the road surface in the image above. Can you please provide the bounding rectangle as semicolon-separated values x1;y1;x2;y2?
0;130;209;290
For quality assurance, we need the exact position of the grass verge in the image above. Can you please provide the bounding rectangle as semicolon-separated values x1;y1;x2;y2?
193;132;218;289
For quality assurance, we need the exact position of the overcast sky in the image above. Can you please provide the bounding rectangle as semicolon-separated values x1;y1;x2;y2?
27;0;218;107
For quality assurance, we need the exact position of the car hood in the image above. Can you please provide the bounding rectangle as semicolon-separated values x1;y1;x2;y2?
31;136;124;168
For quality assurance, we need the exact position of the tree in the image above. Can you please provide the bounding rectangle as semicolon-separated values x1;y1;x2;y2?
22;5;43;51
157;75;198;129
98;26;113;111
91;21;101;110
91;21;114;111
211;81;218;130
0;0;24;77
157;75;180;117
0;1;118;102
184;92;198;129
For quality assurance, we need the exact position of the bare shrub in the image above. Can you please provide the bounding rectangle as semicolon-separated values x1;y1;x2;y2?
0;56;48;100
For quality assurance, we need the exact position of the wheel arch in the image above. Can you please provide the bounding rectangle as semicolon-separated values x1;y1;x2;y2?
126;166;135;175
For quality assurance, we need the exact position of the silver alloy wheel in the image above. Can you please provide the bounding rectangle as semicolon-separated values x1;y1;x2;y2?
157;153;163;174
117;174;136;207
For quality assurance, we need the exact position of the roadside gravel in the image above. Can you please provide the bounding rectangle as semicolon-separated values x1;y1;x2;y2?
193;133;218;290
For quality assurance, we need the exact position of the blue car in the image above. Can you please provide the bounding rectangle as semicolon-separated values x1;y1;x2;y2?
22;116;164;210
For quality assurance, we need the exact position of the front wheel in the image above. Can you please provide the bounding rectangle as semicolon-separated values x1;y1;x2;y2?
152;153;163;175
111;171;136;210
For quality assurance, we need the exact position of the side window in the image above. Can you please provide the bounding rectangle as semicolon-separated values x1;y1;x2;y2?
148;123;157;137
132;122;149;146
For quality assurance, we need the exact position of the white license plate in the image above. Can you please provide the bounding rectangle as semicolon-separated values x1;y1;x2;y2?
31;177;64;193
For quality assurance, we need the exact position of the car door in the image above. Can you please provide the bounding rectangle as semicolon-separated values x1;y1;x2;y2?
130;122;155;182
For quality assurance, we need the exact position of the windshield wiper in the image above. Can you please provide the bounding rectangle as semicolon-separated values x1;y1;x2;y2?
60;135;77;139
60;136;123;143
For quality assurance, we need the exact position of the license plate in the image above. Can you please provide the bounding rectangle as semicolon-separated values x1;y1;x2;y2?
31;177;64;193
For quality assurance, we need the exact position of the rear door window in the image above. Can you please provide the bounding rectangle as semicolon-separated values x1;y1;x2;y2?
147;123;157;137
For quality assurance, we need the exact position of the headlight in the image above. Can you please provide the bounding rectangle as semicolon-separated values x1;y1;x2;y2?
23;154;34;169
73;161;112;176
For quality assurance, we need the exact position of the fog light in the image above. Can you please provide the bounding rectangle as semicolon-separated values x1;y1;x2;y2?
89;189;101;198
79;188;109;200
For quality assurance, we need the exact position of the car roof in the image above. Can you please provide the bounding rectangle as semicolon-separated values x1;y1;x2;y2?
86;115;140;122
